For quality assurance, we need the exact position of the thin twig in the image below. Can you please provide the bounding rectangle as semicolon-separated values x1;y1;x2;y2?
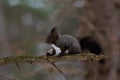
46;57;68;80
93;61;97;80
51;63;68;80
15;63;22;74
89;60;97;80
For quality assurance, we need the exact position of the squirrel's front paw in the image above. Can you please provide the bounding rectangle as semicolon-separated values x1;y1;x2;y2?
46;52;52;56
46;49;55;56
46;49;52;56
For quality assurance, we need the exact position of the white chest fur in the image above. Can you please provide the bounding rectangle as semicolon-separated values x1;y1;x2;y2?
51;44;61;55
47;44;69;56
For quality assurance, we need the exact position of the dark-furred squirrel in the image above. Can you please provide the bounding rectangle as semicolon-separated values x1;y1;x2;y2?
46;27;104;64
46;27;81;56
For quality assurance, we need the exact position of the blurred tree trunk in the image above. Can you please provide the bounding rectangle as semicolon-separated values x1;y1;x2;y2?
77;0;120;80
0;2;12;57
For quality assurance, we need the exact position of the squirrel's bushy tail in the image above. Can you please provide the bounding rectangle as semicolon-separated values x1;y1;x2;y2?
77;36;105;65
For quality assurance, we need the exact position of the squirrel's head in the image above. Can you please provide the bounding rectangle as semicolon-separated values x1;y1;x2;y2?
46;27;60;44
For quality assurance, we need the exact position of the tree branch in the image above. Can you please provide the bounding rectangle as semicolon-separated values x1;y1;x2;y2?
0;53;108;65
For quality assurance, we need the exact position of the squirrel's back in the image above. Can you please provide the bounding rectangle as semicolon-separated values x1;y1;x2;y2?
56;35;81;54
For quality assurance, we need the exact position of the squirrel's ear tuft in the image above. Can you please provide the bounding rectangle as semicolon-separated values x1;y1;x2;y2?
51;27;58;34
50;27;59;39
51;27;58;33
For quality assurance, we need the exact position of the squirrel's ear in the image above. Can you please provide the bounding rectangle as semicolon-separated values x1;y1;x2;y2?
50;27;59;38
51;27;58;33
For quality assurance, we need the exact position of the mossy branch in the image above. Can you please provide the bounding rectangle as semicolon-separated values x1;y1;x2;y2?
0;53;108;65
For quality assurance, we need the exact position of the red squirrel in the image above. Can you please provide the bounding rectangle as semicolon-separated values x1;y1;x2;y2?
46;27;81;56
46;27;104;60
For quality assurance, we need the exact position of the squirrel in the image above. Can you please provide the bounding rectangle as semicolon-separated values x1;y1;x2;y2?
46;27;104;63
46;27;81;56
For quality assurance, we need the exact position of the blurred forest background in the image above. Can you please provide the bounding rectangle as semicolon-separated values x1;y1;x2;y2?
0;0;120;80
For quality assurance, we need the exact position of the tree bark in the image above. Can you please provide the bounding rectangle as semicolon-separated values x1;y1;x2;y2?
78;0;120;80
0;3;12;57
